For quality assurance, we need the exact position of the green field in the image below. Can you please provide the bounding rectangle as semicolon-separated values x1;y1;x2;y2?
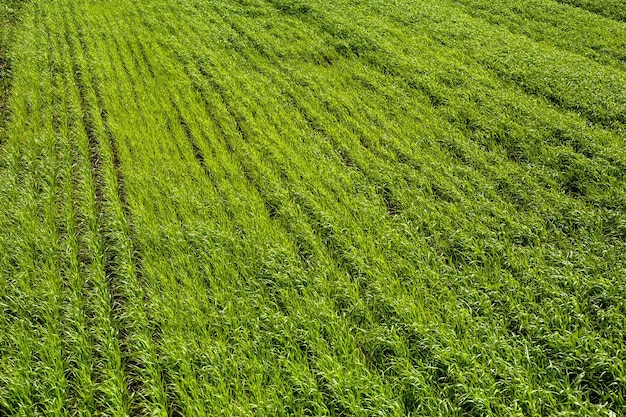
0;0;625;415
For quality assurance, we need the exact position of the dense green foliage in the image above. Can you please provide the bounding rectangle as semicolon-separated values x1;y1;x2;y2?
0;0;625;415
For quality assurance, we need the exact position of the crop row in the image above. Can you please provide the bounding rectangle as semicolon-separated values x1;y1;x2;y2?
0;0;624;415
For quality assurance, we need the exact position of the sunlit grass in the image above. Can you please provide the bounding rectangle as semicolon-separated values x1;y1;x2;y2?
0;0;624;415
